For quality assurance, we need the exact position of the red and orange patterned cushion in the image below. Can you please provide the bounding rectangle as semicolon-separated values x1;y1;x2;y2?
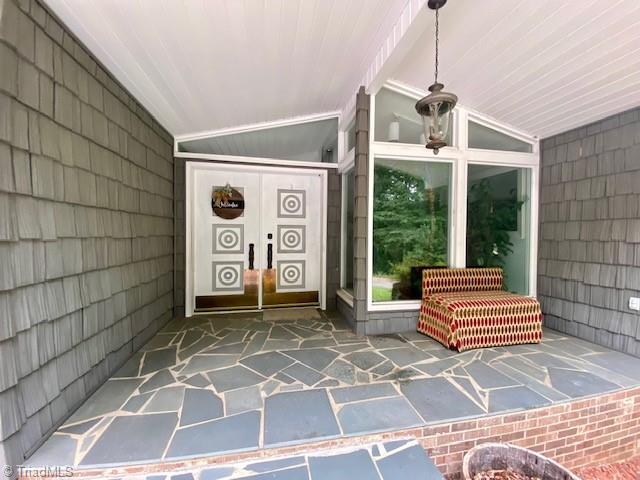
422;267;504;296
417;268;542;351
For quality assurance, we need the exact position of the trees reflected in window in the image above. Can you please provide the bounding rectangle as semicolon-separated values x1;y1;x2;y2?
466;165;531;294
372;159;450;302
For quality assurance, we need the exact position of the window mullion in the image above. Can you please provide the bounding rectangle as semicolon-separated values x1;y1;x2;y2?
453;155;468;268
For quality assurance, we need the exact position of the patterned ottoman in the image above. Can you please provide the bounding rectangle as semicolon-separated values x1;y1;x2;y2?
417;268;542;352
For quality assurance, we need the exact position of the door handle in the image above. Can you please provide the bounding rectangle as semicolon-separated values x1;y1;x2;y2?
248;243;254;270
267;242;273;269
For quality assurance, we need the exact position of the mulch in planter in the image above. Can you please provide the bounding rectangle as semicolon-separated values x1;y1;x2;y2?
473;470;541;480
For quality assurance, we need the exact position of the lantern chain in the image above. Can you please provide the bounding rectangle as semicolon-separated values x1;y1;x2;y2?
434;5;439;85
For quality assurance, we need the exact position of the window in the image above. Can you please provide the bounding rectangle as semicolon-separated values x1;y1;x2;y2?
366;83;539;309
466;165;531;294
374;87;452;146
177;117;339;163
372;158;451;302
468;121;532;153
342;168;355;293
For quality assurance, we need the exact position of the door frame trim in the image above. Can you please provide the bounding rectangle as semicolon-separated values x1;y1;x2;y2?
185;160;328;317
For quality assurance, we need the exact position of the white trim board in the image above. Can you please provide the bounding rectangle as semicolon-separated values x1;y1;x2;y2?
176;152;339;170
336;289;354;308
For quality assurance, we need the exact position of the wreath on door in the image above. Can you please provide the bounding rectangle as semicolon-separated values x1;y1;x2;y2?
212;183;244;219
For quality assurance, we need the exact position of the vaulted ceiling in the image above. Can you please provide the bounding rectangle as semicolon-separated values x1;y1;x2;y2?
44;0;407;136
394;0;640;139
45;0;640;140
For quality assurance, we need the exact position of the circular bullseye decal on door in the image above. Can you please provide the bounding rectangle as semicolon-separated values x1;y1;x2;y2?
277;260;305;290
277;225;305;253
212;225;244;253
211;261;244;293
277;189;306;218
283;195;301;213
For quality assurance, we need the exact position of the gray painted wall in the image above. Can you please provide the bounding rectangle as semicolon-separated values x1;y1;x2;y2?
539;107;640;356
174;156;185;316
352;87;370;334
0;0;174;465
326;168;341;309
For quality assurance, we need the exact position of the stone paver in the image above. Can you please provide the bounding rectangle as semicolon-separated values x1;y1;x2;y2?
80;413;178;466
308;449;380;479
330;383;397;404
65;378;141;424
401;377;485;422
27;310;640;469
337;396;422;435
487;385;550;413
207;365;266;393
548;368;620;398
264;389;340;445
376;443;444;479
180;389;224;426
166;411;260;459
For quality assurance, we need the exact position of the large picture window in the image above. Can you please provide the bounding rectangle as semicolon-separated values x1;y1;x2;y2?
466;165;531;294
372;158;451;302
357;83;539;310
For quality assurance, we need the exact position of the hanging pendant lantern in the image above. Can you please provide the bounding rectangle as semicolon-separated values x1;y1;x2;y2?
415;0;457;154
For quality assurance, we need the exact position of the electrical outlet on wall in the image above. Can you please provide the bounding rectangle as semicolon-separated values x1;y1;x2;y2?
630;297;640;312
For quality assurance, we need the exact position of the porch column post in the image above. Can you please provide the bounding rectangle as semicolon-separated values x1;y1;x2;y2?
353;86;370;335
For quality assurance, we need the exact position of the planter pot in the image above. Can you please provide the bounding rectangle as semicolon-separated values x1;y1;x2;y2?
463;443;581;480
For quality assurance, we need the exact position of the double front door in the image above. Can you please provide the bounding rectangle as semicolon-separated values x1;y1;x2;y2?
191;164;324;312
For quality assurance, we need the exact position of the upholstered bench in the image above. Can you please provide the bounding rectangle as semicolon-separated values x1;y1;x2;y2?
417;268;542;352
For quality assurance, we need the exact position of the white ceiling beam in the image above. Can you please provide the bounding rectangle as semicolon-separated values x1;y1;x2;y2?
339;0;434;122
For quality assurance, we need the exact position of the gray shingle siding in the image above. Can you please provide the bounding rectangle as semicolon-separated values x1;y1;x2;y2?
539;106;640;357
352;86;370;335
0;0;174;466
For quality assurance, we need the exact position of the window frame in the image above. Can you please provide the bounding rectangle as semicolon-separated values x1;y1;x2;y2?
370;154;455;306
337;110;356;303
367;82;540;311
465;163;534;295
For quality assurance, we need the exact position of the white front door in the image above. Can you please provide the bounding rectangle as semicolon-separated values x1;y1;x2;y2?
260;172;323;308
188;163;325;314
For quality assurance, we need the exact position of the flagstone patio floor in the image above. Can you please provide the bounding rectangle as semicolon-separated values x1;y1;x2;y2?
26;308;640;470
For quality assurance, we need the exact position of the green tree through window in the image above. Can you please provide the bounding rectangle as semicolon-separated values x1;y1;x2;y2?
372;163;448;301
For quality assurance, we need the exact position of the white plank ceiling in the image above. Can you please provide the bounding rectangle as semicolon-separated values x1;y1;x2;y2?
45;0;640;140
393;0;640;138
45;0;408;136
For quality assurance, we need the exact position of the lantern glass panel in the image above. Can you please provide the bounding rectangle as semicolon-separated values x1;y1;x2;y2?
375;88;452;145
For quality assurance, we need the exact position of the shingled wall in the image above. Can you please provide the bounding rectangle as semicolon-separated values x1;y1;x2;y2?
538;107;640;357
0;0;174;466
